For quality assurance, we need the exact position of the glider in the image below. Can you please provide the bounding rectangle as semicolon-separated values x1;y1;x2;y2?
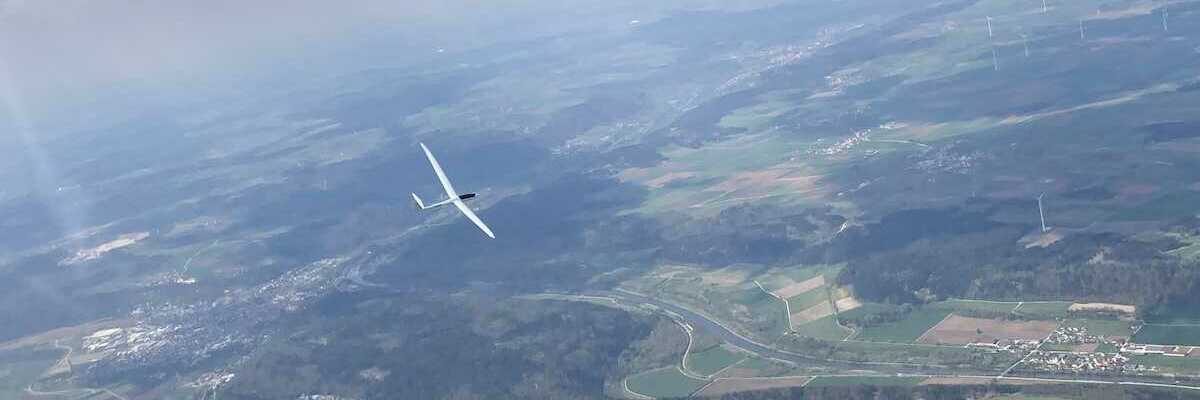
411;143;496;239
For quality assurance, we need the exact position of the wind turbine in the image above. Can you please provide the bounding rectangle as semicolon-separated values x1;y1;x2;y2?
1037;193;1049;232
1163;7;1169;32
1042;0;1048;13
1022;34;1030;57
987;16;994;38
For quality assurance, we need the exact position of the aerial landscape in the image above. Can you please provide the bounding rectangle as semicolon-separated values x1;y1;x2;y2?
4;0;1200;399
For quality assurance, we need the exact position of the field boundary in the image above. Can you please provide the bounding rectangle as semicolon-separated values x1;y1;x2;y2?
914;312;956;344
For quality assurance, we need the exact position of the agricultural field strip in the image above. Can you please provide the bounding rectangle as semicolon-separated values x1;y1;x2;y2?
704;355;746;379
622;378;654;400
837;338;971;350
914;312;956;343
693;373;1200;392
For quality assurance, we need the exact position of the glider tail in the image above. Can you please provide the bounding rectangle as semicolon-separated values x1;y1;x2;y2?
411;193;427;210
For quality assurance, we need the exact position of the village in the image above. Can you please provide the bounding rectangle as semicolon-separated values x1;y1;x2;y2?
965;324;1197;375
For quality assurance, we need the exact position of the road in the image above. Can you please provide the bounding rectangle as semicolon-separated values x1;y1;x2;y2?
592;290;1200;392
24;341;130;400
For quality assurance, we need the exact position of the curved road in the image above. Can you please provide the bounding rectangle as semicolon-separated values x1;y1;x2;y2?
596;290;1200;392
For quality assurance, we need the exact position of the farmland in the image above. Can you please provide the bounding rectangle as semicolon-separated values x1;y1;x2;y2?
1134;324;1200;346
686;345;746;376
695;376;812;397
856;309;952;343
626;367;709;398
1063;319;1135;339
791;315;852;341
918;315;1059;346
804;376;924;387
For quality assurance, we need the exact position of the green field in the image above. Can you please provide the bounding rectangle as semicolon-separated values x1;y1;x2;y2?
1095;342;1119;353
804;375;924;387
0;348;61;398
686;345;745;376
828;340;1016;369
1015;302;1074;319
1130;355;1200;373
733;357;790;374
856;309;952;343
1133;324;1200;346
793;315;852;341
931;299;1018;314
626;367;710;398
988;395;1073;400
786;288;829;312
1064;319;1134;338
1145;305;1200;324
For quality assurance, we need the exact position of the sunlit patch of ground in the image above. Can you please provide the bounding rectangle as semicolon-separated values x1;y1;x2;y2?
619;135;838;216
1068;303;1137;316
772;275;826;299
1090;2;1160;20
1021;229;1066;249
999;83;1181;127
700;267;751;288
834;296;863;313
646;172;698;188
164;216;232;239
61;232;150;266
0;319;129;352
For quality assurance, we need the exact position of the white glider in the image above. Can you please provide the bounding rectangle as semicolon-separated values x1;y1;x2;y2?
411;142;496;239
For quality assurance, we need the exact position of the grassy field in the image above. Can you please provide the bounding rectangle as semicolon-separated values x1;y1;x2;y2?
1145;305;1200;324
1064;319;1134;338
804;375;924;387
626;367;710;398
987;395;1073;400
931;299;1019;314
786;288;829;312
793;315;852;341
1130;354;1200;374
734;357;786;373
686;345;745;376
0;348;61;398
856;309;952;343
1133;324;1200;346
828;340;1017;369
1015;302;1074;319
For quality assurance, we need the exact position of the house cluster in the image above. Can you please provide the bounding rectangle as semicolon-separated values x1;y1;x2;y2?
966;339;1040;353
1121;343;1194;357
1022;351;1135;373
1045;326;1102;346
